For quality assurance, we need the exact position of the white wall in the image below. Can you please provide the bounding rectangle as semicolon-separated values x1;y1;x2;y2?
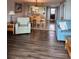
56;0;71;20
57;6;60;19
55;8;58;20
7;0;25;22
7;0;14;22
64;0;71;19
47;7;51;20
7;0;71;21
60;4;64;18
7;0;47;22
56;3;64;19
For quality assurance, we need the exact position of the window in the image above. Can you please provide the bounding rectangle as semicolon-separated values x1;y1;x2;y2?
51;8;55;14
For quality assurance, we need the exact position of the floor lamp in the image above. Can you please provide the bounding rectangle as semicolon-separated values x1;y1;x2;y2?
9;11;15;23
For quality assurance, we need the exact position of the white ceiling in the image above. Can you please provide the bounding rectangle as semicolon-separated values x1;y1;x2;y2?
15;0;64;7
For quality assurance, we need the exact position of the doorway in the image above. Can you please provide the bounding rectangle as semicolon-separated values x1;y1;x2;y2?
50;8;56;22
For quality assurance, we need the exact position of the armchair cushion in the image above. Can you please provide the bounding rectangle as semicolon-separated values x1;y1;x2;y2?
17;17;30;25
15;17;31;34
18;23;29;27
59;22;68;30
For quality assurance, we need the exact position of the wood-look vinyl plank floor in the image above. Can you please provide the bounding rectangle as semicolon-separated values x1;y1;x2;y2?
7;30;70;59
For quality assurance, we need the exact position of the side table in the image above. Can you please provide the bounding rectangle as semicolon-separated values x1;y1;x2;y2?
7;23;15;34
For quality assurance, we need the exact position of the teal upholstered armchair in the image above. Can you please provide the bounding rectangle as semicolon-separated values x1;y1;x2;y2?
56;19;71;41
15;17;31;34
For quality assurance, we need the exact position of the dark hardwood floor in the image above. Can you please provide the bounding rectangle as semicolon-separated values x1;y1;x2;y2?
7;30;70;59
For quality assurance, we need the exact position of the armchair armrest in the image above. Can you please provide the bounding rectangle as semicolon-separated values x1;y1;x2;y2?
15;23;18;27
15;23;18;31
28;23;31;28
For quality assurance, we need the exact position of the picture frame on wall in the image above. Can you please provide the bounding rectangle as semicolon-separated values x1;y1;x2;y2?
15;3;22;13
